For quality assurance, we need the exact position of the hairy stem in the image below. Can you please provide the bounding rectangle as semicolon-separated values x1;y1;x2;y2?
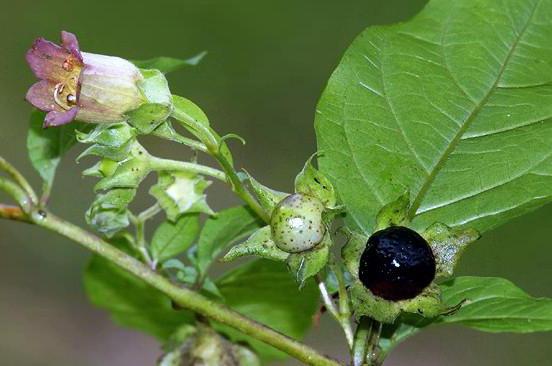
3;208;339;366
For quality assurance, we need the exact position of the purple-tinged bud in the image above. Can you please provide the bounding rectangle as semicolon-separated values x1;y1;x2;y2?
25;31;145;127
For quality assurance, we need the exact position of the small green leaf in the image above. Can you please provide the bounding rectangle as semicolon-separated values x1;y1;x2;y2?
215;260;319;361
27;110;89;191
93;142;152;191
133;52;207;74
440;276;552;332
77;139;135;162
151;214;200;262
127;103;172;134
294;155;337;208
170;95;234;166
85;188;136;236
150;171;214;221
84;254;193;340
223;226;289;262
196;206;262;275
287;236;330;288
76;123;135;147
245;171;288;216
171;95;210;127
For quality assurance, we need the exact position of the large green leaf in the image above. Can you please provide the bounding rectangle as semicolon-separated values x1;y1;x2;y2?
196;206;262;275
381;276;552;354
27;110;89;192
84;254;193;340
215;260;319;361
151;214;200;263
315;0;552;234
439;276;552;332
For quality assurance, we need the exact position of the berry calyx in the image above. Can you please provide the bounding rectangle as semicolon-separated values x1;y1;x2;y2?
359;226;435;301
270;193;325;253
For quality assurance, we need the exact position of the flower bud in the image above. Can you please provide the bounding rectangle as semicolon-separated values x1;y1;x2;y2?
25;31;145;127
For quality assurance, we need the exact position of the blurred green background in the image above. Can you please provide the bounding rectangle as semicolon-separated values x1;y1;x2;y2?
0;0;551;365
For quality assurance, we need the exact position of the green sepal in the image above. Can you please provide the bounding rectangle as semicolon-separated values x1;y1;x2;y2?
138;69;173;106
222;226;289;262
77;138;135;162
127;103;172;134
286;234;331;288
150;171;214;221
82;159;118;178
423;223;480;280
351;282;443;323
374;192;410;231
85;188;136;237
93;142;152;191
76;122;136;147
294;154;337;208
245;171;289;217
341;231;368;278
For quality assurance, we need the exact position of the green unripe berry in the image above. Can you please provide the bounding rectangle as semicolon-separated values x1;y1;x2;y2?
270;193;325;253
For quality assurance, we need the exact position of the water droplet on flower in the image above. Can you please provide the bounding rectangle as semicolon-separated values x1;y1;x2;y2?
67;94;77;105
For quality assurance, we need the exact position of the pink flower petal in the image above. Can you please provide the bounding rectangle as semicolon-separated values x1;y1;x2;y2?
26;38;71;81
44;107;79;127
61;31;82;62
25;80;56;112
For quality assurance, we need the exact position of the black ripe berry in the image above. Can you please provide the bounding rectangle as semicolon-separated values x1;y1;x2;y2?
359;226;435;301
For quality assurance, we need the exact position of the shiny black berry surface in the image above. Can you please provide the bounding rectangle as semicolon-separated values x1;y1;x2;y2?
359;226;435;301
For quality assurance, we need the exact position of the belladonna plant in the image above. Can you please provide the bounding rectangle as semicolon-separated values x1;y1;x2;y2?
2;1;552;364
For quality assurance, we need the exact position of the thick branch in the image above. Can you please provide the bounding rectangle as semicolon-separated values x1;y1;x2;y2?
12;209;339;366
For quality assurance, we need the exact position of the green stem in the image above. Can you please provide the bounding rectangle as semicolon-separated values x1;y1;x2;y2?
170;108;270;223
149;157;227;182
129;204;163;269
330;259;354;344
0;177;33;213
0;157;38;205
366;320;382;365
214;152;270;223
352;317;372;366
316;275;354;348
15;209;339;366
168;134;209;153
